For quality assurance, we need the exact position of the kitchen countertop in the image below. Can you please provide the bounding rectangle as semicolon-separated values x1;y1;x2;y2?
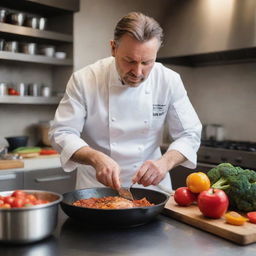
1;209;256;256
0;155;61;173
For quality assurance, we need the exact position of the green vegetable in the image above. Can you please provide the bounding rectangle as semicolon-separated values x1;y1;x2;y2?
13;147;41;153
207;163;256;212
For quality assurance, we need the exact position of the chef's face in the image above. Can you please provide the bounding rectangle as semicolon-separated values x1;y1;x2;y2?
111;34;160;87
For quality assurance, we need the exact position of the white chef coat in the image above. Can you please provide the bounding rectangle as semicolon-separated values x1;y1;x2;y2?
49;56;202;192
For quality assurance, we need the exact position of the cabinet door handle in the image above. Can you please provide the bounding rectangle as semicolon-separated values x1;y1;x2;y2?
0;174;16;181
35;175;71;183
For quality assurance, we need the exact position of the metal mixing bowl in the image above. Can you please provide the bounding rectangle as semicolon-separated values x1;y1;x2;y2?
0;190;62;244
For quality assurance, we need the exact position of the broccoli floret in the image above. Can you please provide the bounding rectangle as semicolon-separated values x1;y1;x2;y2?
207;163;256;212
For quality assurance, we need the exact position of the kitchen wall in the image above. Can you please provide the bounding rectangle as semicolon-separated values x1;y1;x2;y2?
168;63;256;142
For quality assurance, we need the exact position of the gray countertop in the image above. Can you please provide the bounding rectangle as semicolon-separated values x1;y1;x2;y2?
1;209;256;256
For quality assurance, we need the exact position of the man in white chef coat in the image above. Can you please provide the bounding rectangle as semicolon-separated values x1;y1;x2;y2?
49;12;202;192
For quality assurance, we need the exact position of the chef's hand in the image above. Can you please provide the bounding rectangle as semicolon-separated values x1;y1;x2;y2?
93;152;121;190
71;146;121;189
132;159;168;186
132;150;186;187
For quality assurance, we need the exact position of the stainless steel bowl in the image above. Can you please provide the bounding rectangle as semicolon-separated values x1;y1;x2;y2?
0;190;62;244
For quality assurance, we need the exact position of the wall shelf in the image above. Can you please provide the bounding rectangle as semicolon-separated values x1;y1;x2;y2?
0;96;61;105
0;23;73;43
0;51;72;66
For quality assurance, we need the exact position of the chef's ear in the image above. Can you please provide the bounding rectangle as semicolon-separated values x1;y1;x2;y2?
110;40;116;57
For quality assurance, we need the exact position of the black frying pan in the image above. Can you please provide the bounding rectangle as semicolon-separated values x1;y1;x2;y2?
60;187;169;228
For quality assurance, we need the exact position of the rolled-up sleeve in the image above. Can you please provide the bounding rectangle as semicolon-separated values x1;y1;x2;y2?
49;73;88;172
166;74;202;168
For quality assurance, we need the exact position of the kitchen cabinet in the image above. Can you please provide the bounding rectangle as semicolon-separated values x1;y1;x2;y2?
0;0;79;105
0;172;23;191
0;167;76;193
24;168;77;194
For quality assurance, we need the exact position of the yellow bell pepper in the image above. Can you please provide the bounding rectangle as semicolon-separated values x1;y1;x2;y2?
224;211;248;226
186;172;211;193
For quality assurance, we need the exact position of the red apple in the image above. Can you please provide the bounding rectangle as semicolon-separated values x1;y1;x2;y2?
198;188;229;219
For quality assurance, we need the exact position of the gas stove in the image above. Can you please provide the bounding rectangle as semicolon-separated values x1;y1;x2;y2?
198;140;256;169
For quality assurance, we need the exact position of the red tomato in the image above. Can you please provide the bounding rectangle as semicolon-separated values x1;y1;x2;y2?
1;203;11;209
247;212;256;224
8;88;19;96
198;188;229;219
12;190;27;198
174;187;197;206
12;197;25;208
4;196;16;206
26;194;37;203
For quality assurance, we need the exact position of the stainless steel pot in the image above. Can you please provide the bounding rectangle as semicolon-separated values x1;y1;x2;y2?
0;190;62;244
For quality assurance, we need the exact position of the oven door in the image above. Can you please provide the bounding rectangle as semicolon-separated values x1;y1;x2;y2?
169;162;216;190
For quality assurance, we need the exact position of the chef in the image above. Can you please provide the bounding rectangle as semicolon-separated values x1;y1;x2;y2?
49;12;202;192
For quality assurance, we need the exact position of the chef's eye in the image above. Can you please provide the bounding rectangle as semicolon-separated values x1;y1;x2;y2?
142;61;153;65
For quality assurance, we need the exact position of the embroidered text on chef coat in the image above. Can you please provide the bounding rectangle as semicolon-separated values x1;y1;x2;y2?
153;104;167;117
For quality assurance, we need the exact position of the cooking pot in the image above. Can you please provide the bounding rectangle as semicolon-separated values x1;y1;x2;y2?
61;187;169;228
0;190;62;244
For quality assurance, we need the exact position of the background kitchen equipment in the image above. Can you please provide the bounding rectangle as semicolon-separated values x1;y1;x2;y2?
4;41;18;52
0;9;8;23
0;138;9;155
16;82;27;96
38;17;47;30
37;121;52;146
5;136;29;152
21;42;37;55
61;187;168;228
28;83;40;96
9;12;26;26
0;82;8;96
0;39;4;51
39;45;55;57
0;190;62;244
41;85;51;97
202;124;225;141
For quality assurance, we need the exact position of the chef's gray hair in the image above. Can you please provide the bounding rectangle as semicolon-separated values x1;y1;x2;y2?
114;12;163;48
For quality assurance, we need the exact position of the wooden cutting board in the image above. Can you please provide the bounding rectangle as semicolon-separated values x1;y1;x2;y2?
163;195;256;245
0;160;24;170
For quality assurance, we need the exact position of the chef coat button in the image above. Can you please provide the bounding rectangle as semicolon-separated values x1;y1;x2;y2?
138;146;144;152
145;89;151;94
144;120;148;124
111;142;116;147
111;117;116;122
133;164;138;169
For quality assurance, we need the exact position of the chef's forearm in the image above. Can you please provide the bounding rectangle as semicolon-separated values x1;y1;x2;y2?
71;146;101;167
160;150;186;172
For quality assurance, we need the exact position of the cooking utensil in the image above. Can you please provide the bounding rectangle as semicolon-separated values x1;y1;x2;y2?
118;184;134;200
0;190;62;243
60;187;169;228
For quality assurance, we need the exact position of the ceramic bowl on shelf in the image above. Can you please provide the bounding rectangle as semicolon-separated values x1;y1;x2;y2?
5;136;29;152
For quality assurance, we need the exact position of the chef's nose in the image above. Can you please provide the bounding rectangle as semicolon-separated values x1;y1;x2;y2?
132;63;143;77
